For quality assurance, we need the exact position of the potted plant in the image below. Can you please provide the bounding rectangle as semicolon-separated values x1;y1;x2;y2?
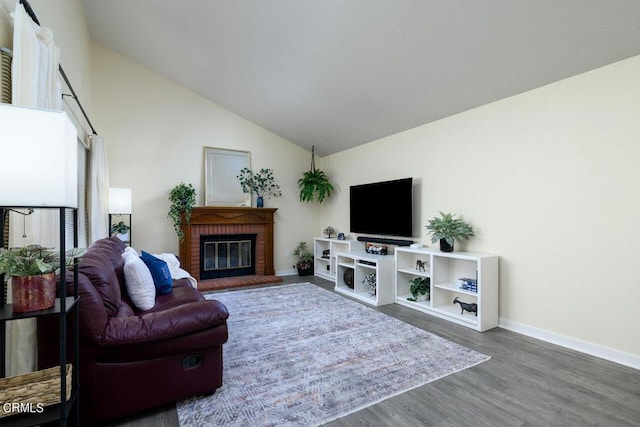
0;245;85;312
110;221;130;242
168;182;196;242
298;146;334;203
425;211;474;252
407;277;430;302
237;167;282;207
292;241;314;276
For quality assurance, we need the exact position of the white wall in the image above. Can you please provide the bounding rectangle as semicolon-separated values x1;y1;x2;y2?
90;43;320;271
321;55;640;360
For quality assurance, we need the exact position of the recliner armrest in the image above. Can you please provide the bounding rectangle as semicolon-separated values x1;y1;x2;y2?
101;299;228;346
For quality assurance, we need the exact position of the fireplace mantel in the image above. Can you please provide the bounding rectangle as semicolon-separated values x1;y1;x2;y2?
178;207;277;281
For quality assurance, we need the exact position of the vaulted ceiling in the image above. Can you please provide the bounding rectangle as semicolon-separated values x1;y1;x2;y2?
83;0;640;155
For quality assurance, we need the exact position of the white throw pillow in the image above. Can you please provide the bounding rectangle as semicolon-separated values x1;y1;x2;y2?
122;251;156;311
123;246;139;257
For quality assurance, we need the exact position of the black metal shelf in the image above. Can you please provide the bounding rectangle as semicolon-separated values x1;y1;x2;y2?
0;206;80;425
0;297;77;321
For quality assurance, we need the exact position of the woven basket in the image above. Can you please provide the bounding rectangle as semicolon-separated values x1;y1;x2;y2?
0;364;72;418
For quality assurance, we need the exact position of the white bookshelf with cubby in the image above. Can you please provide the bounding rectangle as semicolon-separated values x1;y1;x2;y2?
334;251;395;306
313;237;363;281
395;247;499;331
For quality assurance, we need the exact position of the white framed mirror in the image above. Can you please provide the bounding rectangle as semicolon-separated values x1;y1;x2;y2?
204;147;251;206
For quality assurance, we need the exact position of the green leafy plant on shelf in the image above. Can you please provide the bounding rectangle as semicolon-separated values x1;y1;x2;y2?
0;245;85;277
110;221;130;235
407;277;430;302
425;211;474;251
298;146;334;203
168;182;196;242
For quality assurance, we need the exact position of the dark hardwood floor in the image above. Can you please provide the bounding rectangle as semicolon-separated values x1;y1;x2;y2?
105;276;640;427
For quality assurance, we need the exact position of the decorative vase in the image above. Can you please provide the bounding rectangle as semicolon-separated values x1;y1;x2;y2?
116;232;129;242
11;272;56;313
256;196;264;208
439;239;454;252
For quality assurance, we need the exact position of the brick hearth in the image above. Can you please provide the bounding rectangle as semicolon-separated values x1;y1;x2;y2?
198;274;283;292
178;207;277;282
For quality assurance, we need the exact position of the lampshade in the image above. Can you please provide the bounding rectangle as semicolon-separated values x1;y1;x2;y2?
109;188;132;214
0;104;78;208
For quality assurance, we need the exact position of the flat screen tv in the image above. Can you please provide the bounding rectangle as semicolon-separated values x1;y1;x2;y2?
350;177;413;238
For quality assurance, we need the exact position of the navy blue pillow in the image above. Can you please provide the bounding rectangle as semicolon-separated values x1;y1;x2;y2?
140;251;173;295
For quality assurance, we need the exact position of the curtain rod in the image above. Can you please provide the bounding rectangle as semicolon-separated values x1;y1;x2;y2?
19;0;97;135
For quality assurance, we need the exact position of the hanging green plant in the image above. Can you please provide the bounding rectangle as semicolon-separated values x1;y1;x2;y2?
168;182;196;242
298;146;334;203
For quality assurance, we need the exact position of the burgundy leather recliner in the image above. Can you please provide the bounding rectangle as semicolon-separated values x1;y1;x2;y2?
37;237;229;424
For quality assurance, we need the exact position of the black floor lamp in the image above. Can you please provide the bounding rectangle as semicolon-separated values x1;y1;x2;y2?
108;187;132;246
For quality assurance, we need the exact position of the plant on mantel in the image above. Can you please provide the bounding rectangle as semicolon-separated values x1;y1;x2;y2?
237;168;282;205
168;182;196;242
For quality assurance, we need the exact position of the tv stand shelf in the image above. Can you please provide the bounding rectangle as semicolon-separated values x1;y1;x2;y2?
313;238;363;281
395;247;499;332
334;251;394;306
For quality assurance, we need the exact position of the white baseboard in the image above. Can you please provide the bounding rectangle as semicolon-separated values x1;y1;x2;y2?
499;318;640;370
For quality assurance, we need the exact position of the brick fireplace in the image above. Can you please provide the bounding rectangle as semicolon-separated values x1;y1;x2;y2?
178;207;277;282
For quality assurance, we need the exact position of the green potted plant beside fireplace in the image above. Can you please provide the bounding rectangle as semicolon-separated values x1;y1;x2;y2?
168;182;196;242
0;245;85;313
293;241;314;276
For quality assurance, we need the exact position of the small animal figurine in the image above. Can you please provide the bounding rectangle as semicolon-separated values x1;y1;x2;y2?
453;297;477;316
415;259;427;272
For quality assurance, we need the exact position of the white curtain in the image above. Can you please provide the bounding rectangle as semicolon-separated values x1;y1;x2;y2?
88;134;110;243
11;2;61;109
76;140;89;249
5;2;63;376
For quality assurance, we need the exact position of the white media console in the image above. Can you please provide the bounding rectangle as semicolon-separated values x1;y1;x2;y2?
314;237;499;332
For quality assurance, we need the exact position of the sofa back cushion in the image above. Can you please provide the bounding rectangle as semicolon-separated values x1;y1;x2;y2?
77;237;126;317
66;271;110;343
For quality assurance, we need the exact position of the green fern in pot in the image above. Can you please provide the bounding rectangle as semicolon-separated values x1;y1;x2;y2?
298;146;334;203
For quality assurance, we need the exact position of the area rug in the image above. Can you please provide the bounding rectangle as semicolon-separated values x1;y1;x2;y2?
177;283;490;426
